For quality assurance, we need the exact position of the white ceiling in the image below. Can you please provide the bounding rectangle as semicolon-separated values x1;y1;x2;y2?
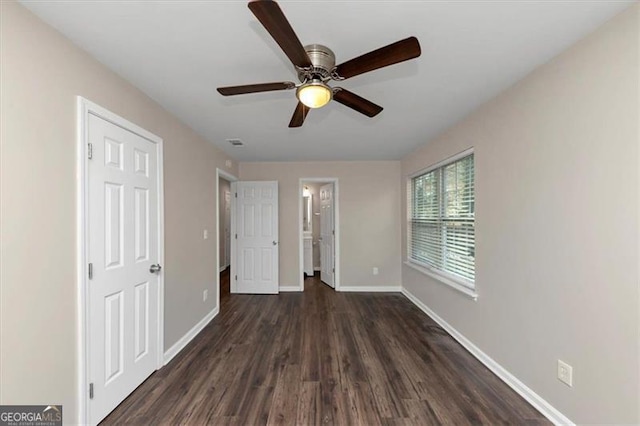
21;1;635;162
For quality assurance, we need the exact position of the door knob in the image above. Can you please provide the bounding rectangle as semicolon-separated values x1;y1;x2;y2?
149;264;162;273
273;241;278;246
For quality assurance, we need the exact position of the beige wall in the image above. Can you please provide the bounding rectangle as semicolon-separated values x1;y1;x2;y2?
401;6;639;424
240;162;402;288
0;2;237;422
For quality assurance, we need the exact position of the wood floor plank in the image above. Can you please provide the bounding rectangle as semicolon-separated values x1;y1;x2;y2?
101;271;550;426
267;365;302;426
318;380;336;425
300;313;321;382
347;381;383;426
236;385;274;426
295;382;323;425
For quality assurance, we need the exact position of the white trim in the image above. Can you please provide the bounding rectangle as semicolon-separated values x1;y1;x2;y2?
313;267;321;272
163;307;219;365
216;169;238;305
219;265;229;273
404;261;478;300
298;178;340;292
408;147;474;179
76;97;89;426
77;97;165;425
156;119;166;374
339;286;402;292
279;286;303;292
401;287;574;426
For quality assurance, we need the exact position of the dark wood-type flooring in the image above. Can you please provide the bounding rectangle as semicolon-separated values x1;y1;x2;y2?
102;270;549;425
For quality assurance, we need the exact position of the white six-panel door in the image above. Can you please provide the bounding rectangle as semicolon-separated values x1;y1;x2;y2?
233;181;279;294
88;114;160;424
320;183;335;288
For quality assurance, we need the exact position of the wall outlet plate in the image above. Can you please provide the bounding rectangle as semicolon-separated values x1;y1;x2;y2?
203;289;208;302
373;267;379;275
557;360;573;387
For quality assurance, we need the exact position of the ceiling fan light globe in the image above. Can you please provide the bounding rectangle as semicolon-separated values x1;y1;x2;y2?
297;82;332;109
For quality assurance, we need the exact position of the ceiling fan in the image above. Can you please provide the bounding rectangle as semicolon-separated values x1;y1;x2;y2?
217;0;421;128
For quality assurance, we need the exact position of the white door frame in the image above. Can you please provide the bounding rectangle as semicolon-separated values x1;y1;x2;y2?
216;169;238;306
76;97;165;425
298;178;340;291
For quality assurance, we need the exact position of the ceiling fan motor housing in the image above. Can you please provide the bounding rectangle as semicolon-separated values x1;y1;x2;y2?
297;44;336;82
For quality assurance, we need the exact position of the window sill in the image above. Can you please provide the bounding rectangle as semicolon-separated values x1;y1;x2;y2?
403;261;478;301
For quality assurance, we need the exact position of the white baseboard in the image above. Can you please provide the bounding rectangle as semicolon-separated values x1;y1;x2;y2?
339;285;402;292
401;288;574;426
219;264;229;273
163;306;219;365
279;286;302;292
313;267;321;271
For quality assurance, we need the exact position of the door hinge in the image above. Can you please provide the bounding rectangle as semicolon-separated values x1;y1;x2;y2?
88;143;93;160
89;383;94;399
235;192;237;198
235;275;237;281
88;263;93;280
235;234;237;239
332;230;335;236
332;268;335;273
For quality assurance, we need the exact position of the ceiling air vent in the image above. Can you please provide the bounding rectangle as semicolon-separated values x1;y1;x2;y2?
227;139;244;147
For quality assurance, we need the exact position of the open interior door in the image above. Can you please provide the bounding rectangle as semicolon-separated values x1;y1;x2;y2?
231;181;279;294
320;183;335;288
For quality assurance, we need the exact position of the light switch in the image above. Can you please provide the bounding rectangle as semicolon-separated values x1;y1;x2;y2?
203;229;209;240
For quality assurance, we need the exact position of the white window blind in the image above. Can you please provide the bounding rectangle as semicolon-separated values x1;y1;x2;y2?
410;153;475;286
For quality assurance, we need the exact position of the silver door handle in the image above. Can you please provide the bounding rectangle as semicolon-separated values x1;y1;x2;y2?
273;241;278;246
150;264;162;273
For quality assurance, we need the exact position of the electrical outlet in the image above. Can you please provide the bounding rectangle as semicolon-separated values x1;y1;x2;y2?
373;267;379;275
203;289;208;302
203;229;208;240
557;360;573;387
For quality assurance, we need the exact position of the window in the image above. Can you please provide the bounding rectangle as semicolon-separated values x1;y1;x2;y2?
409;151;475;288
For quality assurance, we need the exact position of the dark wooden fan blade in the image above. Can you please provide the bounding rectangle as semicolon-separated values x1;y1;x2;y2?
248;0;312;68
289;102;309;127
334;36;421;80
217;81;295;96
333;89;383;118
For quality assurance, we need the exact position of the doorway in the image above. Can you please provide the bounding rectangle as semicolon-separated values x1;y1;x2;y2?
219;176;232;273
299;178;340;291
216;169;237;307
